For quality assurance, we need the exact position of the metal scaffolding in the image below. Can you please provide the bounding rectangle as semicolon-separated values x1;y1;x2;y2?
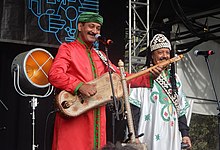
126;0;150;73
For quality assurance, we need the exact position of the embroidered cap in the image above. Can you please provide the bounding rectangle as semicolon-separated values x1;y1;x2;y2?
150;34;171;51
78;12;103;25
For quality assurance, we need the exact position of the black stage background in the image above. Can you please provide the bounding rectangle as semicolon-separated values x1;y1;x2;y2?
0;1;126;150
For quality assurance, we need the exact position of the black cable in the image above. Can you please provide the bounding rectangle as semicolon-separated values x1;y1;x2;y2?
169;0;220;54
175;1;196;31
170;0;202;39
170;48;177;95
43;108;59;150
150;0;165;29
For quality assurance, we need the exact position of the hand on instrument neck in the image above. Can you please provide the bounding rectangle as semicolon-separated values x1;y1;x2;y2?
150;66;164;79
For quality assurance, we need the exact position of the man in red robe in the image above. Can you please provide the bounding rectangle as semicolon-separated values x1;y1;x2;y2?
48;12;163;150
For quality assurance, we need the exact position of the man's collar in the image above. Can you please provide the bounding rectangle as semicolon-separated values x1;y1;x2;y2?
77;37;93;50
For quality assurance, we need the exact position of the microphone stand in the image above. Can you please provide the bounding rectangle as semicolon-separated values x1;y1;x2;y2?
0;99;8;111
0;99;8;131
203;55;220;150
103;44;120;144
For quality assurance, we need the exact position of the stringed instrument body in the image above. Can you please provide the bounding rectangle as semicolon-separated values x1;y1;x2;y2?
56;73;123;117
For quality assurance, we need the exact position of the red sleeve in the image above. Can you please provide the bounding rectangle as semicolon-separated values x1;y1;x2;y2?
48;43;82;93
110;61;153;88
126;72;153;88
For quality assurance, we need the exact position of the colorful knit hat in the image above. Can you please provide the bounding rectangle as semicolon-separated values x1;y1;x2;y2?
150;34;171;51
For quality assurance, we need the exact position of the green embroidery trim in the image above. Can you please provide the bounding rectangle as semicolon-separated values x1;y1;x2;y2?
77;37;97;77
150;72;154;87
77;37;96;77
151;82;177;122
87;53;100;148
155;134;160;141
77;41;101;149
77;37;101;148
150;91;159;103
94;108;101;149
145;114;151;121
129;97;141;108
87;51;97;78
74;82;84;95
179;94;190;117
77;37;89;49
161;105;171;122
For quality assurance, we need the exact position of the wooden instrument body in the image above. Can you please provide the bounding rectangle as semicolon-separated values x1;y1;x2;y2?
56;73;123;117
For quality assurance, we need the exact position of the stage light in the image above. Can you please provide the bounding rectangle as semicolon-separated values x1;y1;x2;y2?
11;48;54;97
11;48;55;150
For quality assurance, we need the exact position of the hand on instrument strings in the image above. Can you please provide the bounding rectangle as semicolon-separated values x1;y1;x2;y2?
78;83;97;97
150;66;163;79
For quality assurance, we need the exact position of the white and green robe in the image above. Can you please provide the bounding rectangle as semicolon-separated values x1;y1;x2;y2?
129;71;190;150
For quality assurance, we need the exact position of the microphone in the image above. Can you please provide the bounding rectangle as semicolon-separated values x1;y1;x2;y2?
194;50;215;57
95;34;113;45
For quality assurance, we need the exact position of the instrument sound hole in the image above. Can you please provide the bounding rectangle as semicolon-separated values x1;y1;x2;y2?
61;101;70;109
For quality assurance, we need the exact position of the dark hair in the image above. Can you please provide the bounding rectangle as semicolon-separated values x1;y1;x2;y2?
145;47;152;67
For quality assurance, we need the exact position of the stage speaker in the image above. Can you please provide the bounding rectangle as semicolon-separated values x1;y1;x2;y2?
11;48;54;95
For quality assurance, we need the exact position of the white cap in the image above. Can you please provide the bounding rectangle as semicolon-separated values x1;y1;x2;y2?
150;34;171;51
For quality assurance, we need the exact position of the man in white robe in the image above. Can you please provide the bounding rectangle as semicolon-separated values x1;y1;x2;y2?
129;34;192;150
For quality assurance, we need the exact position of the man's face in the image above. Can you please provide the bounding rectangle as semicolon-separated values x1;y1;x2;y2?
151;48;170;65
78;22;101;45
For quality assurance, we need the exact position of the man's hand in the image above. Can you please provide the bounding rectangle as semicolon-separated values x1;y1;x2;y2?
182;136;192;149
150;66;163;79
78;83;97;97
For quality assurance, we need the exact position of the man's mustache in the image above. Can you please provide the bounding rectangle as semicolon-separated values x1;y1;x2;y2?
88;32;95;36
